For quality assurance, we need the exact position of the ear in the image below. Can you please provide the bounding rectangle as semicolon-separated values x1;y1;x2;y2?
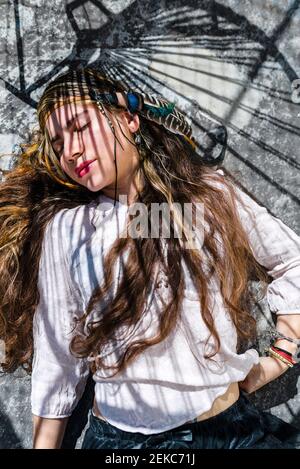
123;111;140;133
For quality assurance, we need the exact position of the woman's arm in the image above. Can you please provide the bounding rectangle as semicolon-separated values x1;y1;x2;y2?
239;313;300;394
221;174;300;394
31;211;90;446
275;313;300;345
32;415;69;449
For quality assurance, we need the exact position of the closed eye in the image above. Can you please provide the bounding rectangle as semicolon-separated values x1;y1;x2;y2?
74;122;90;132
53;122;91;156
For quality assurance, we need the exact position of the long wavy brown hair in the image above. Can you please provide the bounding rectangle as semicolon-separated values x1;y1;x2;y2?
0;67;269;377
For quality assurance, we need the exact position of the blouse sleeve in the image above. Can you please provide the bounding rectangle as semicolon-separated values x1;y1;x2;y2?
31;210;90;418
226;175;300;315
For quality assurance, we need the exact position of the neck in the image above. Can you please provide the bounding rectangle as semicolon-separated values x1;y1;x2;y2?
100;168;144;206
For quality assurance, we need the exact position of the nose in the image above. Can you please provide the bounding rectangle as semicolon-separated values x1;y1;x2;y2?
63;132;84;162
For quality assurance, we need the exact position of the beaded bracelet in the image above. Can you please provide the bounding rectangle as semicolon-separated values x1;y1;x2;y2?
270;330;300;347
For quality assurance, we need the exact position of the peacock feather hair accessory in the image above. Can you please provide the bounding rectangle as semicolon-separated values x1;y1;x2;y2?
88;86;197;151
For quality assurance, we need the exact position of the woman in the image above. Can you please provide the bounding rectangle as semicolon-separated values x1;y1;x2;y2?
0;67;300;449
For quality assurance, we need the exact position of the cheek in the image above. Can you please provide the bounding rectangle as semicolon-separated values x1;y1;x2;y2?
59;158;73;178
90;119;117;156
59;158;68;172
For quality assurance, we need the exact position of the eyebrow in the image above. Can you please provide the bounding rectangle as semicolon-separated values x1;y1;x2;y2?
50;109;89;143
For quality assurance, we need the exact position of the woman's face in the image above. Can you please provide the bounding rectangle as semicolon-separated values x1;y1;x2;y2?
45;100;140;196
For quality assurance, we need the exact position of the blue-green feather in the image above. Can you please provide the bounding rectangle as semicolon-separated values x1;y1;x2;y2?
144;102;175;117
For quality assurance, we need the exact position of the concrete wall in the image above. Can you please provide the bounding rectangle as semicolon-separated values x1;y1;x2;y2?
0;0;299;448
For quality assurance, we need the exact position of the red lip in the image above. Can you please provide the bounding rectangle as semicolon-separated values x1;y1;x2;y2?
75;159;96;176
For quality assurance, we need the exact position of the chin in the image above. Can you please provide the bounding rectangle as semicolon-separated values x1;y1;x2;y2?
85;179;108;192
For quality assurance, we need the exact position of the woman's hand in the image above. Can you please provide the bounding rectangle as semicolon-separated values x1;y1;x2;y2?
238;355;291;394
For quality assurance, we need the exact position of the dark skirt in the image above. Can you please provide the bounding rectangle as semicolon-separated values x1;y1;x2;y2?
81;392;300;449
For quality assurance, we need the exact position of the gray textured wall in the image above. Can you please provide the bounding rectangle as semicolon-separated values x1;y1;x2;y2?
0;0;299;449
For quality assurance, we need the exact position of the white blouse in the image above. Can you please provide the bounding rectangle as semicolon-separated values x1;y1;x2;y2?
31;170;300;434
